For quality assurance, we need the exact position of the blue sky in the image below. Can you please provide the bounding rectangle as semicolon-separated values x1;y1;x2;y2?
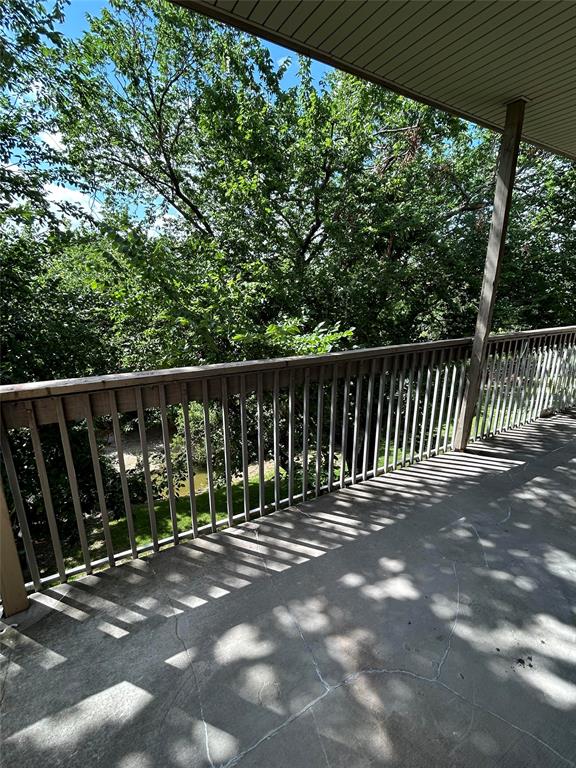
58;0;329;86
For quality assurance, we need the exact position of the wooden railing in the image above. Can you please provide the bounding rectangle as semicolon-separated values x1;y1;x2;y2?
471;327;576;440
1;326;575;600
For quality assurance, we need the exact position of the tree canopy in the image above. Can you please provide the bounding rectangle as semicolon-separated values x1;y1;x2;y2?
1;0;575;385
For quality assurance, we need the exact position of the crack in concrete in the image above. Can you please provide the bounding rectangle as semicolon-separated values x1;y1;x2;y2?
435;561;460;680
466;523;490;569
252;526;330;692
437;679;575;768
448;680;476;757
157;422;576;768
149;559;215;768
496;500;512;525
220;664;575;768
216;556;575;768
219;561;459;768
311;705;332;768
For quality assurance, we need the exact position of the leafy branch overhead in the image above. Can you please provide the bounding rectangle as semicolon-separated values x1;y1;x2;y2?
1;0;575;385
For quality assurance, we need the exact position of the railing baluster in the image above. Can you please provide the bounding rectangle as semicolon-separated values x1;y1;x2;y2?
514;343;530;427
340;363;352;488
473;348;490;440
452;360;467;448
568;334;576;405
273;369;281;509
434;349;452;455
362;359;376;481
202;379;217;531
180;383;198;537
159;385;179;544
1;418;41;589
443;359;458;453
559;332;576;409
565;338;573;407
546;334;566;410
513;339;531;428
401;355;415;465
525;339;541;423
513;339;528;427
418;350;434;460
55;398;92;572
257;373;266;515
110;391;138;559
372;359;386;475
545;334;563;412
239;375;250;522
556;340;566;410
497;340;516;432
479;347;497;438
328;365;338;492
534;338;552;419
504;340;521;430
556;333;570;407
26;403;66;580
487;347;500;430
546;335;561;411
135;388;158;552
409;357;423;463
525;339;540;422
552;335;567;411
302;368;310;501
520;341;535;425
83;395;115;566
350;367;361;484
536;337;552;420
566;338;571;408
486;346;500;435
392;361;405;470
288;370;295;505
314;367;325;497
426;349;444;457
384;357;398;471
490;341;506;433
221;378;234;527
568;337;576;406
568;336;576;405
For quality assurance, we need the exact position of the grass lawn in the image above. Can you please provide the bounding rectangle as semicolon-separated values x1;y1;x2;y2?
101;439;450;562
61;470;293;571
62;419;469;573
108;473;290;553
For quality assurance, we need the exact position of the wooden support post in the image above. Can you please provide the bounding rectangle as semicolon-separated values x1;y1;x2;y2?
0;480;29;617
454;99;526;451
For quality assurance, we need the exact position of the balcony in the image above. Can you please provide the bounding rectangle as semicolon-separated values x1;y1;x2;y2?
1;327;575;767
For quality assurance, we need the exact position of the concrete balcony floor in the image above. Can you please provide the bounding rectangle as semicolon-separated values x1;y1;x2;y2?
2;413;575;768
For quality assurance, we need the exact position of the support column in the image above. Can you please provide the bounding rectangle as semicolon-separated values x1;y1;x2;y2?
454;99;526;451
0;480;29;617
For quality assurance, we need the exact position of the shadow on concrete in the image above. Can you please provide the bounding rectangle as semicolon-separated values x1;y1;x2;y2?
1;414;575;767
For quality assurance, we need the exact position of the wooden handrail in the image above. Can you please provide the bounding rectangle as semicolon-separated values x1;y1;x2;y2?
1;326;573;404
0;336;472;402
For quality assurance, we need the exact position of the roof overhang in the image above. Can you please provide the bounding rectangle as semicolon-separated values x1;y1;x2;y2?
173;0;576;161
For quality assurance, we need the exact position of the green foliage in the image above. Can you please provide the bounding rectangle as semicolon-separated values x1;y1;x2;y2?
0;223;118;383
5;423;147;576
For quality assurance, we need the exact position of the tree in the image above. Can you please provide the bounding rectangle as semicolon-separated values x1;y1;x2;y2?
3;0;575;375
0;1;70;219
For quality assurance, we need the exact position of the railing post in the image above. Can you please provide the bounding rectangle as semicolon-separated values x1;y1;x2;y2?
0;480;29;616
454;99;526;451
